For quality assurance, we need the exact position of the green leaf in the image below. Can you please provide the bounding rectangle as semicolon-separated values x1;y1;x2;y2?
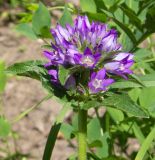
6;60;54;94
87;12;107;23
139;72;155;81
43;103;70;160
94;0;107;12
96;132;110;158
80;0;97;13
87;118;101;143
81;100;101;110
59;5;73;27
145;5;155;33
107;108;124;123
125;0;139;13
114;8;125;23
87;152;101;160
87;118;109;158
120;4;142;31
148;103;155;117
139;87;155;109
103;156;127;160
6;60;46;80
134;48;152;61
88;140;102;148
135;126;155;160
111;81;142;89
43;123;61;160
119;32;133;52
132;123;145;144
58;65;70;85
16;23;37;39
60;123;74;140
0;117;11;137
112;17;137;44
103;94;148;118
111;79;155;88
102;0;116;8
128;88;141;102
32;2;51;37
0;61;7;93
139;87;155;117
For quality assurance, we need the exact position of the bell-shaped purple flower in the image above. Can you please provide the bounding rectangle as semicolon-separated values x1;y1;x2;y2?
48;69;76;90
48;69;58;83
100;29;121;52
88;68;114;93
104;53;134;78
44;47;65;66
64;75;76;90
74;47;101;68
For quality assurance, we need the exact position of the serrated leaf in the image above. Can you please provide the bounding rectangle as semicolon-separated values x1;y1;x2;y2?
59;5;73;27
6;60;54;94
6;60;46;80
103;94;148;118
32;2;51;37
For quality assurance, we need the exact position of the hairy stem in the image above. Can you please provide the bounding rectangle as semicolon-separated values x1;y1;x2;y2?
78;109;87;160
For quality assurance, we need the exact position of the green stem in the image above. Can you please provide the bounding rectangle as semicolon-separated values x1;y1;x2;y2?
78;109;87;160
48;6;73;12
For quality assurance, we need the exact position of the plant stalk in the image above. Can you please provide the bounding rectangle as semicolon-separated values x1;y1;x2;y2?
78;109;87;160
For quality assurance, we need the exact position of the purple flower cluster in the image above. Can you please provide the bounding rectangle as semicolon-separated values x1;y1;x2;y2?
44;16;134;93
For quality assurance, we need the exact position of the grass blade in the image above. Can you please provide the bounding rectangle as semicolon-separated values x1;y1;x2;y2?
135;126;155;160
12;95;51;123
42;103;71;160
42;123;61;160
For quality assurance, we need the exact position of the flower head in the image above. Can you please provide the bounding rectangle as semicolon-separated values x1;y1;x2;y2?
44;15;134;94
